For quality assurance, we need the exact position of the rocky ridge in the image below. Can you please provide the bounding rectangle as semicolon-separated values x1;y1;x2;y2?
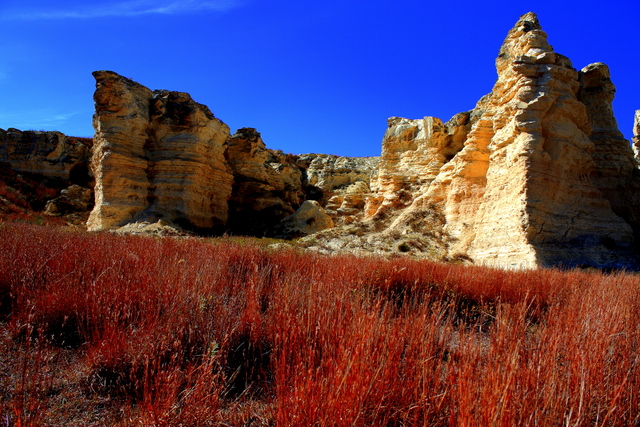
301;12;640;269
0;128;91;183
634;110;640;162
2;13;638;270
86;71;377;235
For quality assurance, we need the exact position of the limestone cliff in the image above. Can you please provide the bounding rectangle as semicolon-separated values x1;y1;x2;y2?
87;70;234;233
0;128;91;182
578;63;640;244
420;12;636;268
633;110;640;162
304;12;639;269
71;14;640;269
297;153;379;225
225;127;305;234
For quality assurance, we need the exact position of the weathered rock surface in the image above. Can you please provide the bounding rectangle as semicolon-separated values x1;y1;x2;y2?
51;13;639;270
296;154;379;225
578;63;640;244
304;12;639;269
297;154;379;196
226;128;305;234
84;71;382;235
87;70;234;233
44;184;93;215
420;12;636;268
633;110;640;163
272;200;334;238
0;128;91;182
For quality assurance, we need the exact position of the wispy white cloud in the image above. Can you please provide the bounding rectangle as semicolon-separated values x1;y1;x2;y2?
0;110;83;131
2;0;246;21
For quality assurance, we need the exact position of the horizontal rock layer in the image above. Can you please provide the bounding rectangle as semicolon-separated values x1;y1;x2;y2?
0;128;91;183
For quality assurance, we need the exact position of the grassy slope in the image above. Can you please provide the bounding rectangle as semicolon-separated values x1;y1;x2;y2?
1;222;639;426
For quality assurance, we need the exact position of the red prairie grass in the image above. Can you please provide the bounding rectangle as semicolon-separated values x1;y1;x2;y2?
0;221;639;426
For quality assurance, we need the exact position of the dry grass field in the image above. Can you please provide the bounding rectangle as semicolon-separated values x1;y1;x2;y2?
1;221;639;426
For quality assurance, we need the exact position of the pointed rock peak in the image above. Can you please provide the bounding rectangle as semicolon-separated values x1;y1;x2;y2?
497;12;554;70
517;12;541;31
580;62;613;89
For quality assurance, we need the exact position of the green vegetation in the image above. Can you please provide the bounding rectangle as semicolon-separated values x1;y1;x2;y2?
1;222;639;425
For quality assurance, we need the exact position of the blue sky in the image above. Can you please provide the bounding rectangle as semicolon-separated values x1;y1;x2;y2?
0;0;638;157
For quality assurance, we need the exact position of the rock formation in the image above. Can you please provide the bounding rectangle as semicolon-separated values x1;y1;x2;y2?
633;110;640;162
304;12;639;269
272;200;334;238
0;128;91;182
87;71;234;233
60;13;640;269
225;128;305;234
297;154;379;225
433;13;633;268
44;184;93;215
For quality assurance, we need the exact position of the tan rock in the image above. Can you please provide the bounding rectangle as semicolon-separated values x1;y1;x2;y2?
44;184;93;215
376;115;468;197
273;200;334;237
225;128;305;234
295;153;379;225
310;12;638;268
0;128;90;181
421;12;635;268
367;114;471;221
578;63;640;242
87;71;233;233
633;110;640;163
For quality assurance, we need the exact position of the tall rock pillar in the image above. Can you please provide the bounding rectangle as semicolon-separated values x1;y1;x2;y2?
87;71;233;232
423;12;635;268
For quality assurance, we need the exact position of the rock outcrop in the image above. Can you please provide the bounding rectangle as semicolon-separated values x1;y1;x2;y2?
414;14;636;267
0;128;91;182
87;71;234;233
44;184;93;215
405;13;635;268
304;12;639;269
71;13;640;269
297;154;379;225
225;128;305;234
272;200;334;238
633;110;640;162
577;63;640;244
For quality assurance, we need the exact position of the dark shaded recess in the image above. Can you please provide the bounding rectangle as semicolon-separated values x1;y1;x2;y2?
174;216;226;237
69;161;92;187
303;184;324;201
0;164;68;211
224;331;273;398
226;206;294;237
91;332;208;400
0;281;13;320
43;314;85;349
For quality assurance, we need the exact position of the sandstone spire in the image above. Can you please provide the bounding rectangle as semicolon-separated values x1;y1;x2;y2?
633;110;640;162
87;71;233;232
408;12;635;268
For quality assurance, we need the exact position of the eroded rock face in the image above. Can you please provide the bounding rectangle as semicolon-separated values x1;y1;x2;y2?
0;128;91;182
633;110;640;162
79;14;640;269
423;12;635;268
296;154;379;225
87;71;233;232
272;200;334;238
225;128;305;234
44;185;93;215
578;63;640;244
297;154;379;196
309;12;639;269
